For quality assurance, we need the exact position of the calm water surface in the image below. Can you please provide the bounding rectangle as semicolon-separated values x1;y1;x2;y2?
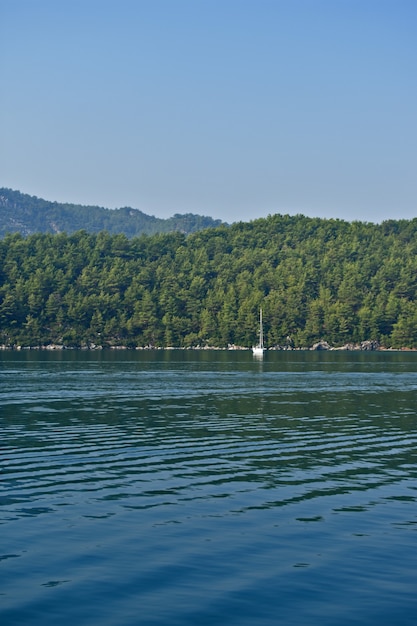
1;350;417;625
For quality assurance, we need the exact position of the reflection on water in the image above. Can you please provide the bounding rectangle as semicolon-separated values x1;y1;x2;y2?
1;350;417;626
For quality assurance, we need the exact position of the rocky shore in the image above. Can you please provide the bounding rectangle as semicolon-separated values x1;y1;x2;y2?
1;339;416;351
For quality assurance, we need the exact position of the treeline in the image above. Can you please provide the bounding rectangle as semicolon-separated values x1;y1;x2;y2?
0;188;224;237
1;213;417;348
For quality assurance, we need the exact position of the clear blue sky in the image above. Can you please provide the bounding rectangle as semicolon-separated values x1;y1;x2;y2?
1;0;416;222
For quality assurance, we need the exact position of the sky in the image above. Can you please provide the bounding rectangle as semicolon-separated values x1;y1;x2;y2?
1;0;416;223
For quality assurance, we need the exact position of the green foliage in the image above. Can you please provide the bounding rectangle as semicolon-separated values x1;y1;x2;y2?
1;213;417;348
0;188;224;237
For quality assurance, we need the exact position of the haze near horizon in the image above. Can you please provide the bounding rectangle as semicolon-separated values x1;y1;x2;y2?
1;0;416;223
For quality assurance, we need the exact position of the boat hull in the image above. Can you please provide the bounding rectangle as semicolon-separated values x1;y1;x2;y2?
252;346;265;356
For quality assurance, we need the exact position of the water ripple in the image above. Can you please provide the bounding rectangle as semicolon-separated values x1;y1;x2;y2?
1;351;417;625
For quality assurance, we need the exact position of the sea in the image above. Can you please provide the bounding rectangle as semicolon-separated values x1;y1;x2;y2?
1;349;417;625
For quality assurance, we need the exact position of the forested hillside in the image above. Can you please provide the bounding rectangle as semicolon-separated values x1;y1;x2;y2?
0;188;223;237
1;214;417;349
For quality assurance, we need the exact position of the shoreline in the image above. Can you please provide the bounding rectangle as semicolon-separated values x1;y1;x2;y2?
2;343;417;352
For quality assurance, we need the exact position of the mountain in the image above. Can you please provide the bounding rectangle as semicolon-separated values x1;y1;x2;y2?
0;188;225;237
2;212;417;349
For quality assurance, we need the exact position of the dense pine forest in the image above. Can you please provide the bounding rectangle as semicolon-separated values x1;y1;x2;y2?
1;213;417;349
0;188;223;237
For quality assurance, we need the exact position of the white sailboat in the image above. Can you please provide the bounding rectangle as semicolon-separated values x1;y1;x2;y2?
252;308;265;356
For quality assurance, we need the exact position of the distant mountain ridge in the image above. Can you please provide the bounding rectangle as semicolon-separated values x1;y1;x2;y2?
0;188;225;237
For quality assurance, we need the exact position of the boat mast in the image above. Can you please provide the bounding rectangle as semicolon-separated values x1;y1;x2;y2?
259;308;263;348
